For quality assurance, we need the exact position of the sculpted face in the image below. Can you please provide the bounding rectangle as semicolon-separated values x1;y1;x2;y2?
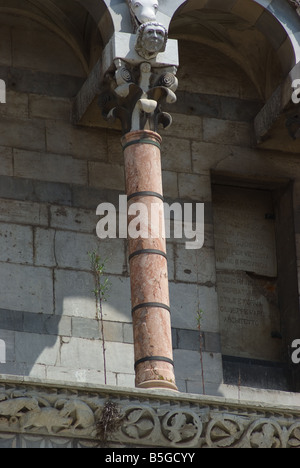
135;21;167;59
142;24;165;53
129;0;159;24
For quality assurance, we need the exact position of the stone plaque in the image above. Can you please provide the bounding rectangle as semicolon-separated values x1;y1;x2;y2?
213;185;282;362
217;271;282;361
213;186;277;278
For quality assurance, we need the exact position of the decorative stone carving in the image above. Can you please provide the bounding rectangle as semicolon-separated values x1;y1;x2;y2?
135;21;167;60
161;410;202;447
100;59;178;133
0;392;97;438
119;405;161;444
0;378;300;448
287;423;300;448
205;415;245;448
54;399;95;431
246;419;283;449
20;408;73;434
99;0;179;134
127;0;159;31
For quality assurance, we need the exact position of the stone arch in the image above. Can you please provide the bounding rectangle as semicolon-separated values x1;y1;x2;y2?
0;1;107;75
174;0;300;75
170;0;300;101
78;0;300;73
253;0;300;65
76;0;115;44
232;0;300;72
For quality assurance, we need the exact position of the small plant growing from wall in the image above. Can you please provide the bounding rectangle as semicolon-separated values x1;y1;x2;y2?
89;252;111;385
96;400;123;447
196;309;206;395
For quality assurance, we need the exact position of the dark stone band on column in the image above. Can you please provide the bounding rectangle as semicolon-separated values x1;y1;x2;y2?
129;249;167;261
134;355;174;370
132;302;171;314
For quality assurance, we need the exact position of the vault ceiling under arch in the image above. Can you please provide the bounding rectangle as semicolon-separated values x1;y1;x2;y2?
170;0;300;101
0;0;103;73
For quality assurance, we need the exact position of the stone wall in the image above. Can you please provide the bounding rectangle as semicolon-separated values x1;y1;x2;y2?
0;8;299;402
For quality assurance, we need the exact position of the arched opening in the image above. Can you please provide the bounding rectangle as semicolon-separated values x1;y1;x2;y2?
167;0;300;392
0;0;104;80
170;0;298;103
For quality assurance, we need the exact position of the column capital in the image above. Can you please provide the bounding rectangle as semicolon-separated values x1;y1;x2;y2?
98;1;179;135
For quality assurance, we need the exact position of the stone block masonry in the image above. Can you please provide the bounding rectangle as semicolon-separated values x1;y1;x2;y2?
0;31;299;397
0;85;261;394
0;178;221;392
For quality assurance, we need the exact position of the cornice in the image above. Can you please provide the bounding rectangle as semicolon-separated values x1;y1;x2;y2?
0;376;299;448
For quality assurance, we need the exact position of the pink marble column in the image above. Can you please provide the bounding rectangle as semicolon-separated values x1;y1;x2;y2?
122;130;177;391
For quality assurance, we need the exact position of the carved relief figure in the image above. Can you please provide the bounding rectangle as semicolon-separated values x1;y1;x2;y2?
55;399;95;431
127;0;159;29
135;21;168;60
20;408;73;434
0;397;40;417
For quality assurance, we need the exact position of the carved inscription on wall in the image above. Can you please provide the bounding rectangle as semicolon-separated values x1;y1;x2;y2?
217;271;281;361
213;185;282;361
213;186;277;277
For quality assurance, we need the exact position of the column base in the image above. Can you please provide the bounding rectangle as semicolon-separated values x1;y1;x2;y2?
136;379;178;392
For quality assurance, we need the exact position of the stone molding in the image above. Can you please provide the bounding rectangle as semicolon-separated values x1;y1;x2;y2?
0;376;300;448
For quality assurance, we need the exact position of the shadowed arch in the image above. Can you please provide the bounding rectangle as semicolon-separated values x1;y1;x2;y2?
173;0;300;75
170;0;300;101
76;0;121;43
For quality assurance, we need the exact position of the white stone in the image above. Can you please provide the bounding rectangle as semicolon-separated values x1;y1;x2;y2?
34;228;56;267
103;276;132;323
175;245;216;284
169;282;219;332
105;341;134;374
59;336;104;371
55;269;96;319
0;339;6;364
173;349;223;383
0;263;53;314
54;231;126;275
15;332;60;366
102;32;179;76
50;206;96;234
14;149;88;186
0;223;33;264
0;199;48;227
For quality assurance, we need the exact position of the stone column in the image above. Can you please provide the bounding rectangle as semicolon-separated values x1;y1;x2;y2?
98;0;181;391
122;130;177;391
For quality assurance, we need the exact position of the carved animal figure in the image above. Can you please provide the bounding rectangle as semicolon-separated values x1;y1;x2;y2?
0;398;40;417
20;408;72;433
128;0;159;26
55;399;95;431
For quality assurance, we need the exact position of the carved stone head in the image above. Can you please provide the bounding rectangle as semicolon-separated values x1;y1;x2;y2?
128;0;159;26
135;21;167;60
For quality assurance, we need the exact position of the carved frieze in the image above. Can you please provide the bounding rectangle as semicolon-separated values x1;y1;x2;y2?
0;378;300;448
